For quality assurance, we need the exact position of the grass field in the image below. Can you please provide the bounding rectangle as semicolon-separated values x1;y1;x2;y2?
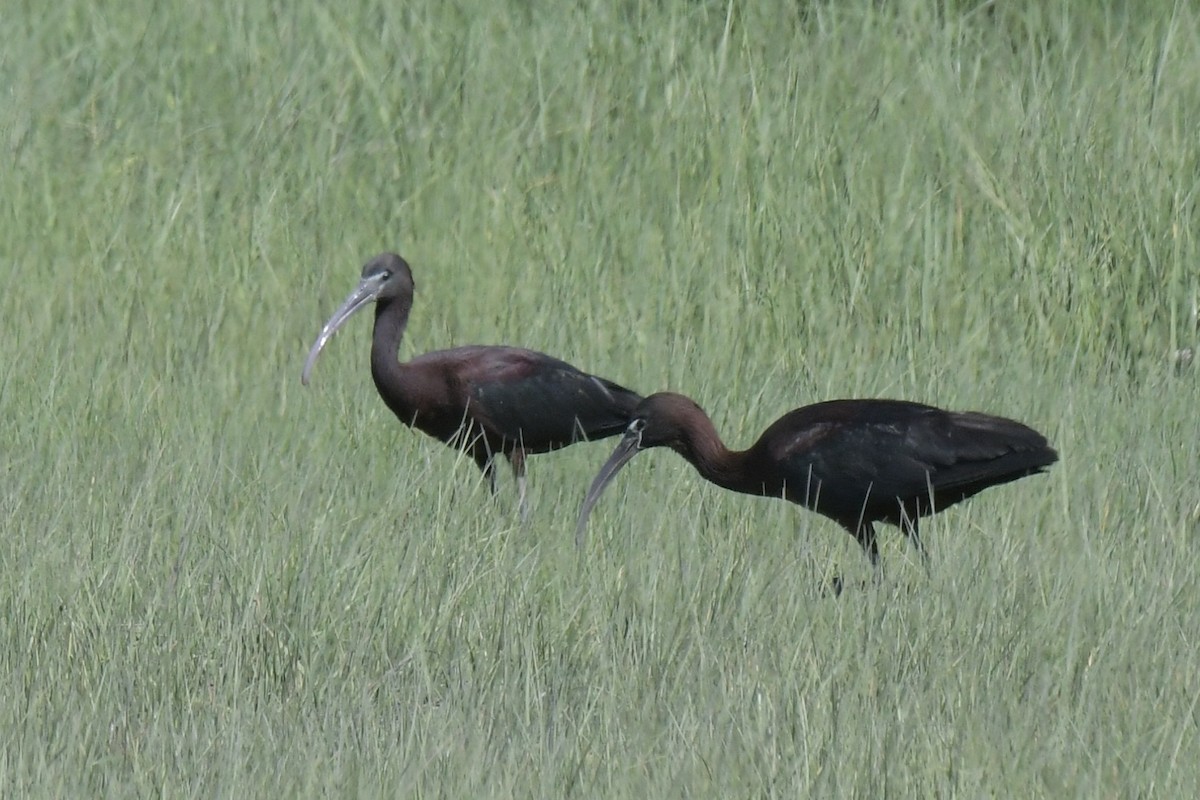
4;0;1199;795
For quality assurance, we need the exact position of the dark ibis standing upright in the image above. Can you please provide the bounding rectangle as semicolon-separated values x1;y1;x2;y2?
575;392;1057;570
303;252;643;518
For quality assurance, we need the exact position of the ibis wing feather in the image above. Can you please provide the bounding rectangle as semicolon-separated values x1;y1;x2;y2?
756;400;1056;515
425;348;641;452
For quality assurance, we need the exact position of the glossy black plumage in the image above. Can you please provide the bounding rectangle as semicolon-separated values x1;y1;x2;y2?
576;392;1058;569
303;253;642;516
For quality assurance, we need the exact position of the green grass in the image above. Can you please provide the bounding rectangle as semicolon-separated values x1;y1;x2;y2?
3;0;1199;795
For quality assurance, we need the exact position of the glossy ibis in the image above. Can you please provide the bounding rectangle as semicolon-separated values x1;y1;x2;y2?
575;392;1057;570
302;253;642;518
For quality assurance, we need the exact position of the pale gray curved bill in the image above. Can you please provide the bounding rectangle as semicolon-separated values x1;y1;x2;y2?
574;432;642;548
301;277;384;385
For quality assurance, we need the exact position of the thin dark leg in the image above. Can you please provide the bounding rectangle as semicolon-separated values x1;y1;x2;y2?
508;448;529;524
853;523;880;566
908;519;931;575
480;457;499;494
471;427;499;496
900;508;931;575
838;521;883;586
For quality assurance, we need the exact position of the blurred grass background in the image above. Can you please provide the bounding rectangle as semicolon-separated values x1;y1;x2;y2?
2;0;1198;795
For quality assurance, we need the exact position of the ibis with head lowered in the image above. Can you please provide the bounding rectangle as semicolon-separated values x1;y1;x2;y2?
575;392;1057;571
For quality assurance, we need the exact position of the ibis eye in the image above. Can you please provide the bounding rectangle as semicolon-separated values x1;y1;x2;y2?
629;418;646;434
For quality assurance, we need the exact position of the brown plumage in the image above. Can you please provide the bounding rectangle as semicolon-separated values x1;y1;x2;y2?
303;253;642;517
576;392;1057;569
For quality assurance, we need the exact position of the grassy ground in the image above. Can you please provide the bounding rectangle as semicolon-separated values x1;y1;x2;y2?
3;0;1199;795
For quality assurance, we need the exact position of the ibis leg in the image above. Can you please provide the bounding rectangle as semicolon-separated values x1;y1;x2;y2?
899;507;931;575
907;518;931;575
509;449;529;524
849;522;884;583
480;457;499;495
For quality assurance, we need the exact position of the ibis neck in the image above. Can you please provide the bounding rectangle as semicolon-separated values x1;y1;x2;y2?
369;294;418;420
679;414;760;496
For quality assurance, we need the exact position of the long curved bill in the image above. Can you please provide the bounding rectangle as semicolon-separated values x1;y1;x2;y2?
301;274;387;385
574;428;643;548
